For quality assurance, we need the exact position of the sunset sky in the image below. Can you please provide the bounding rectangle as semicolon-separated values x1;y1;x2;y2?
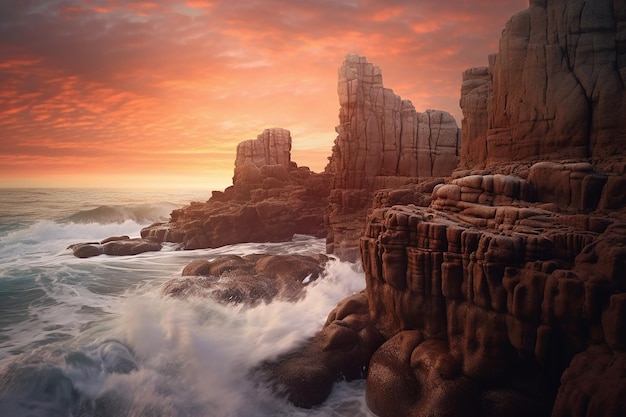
0;0;528;190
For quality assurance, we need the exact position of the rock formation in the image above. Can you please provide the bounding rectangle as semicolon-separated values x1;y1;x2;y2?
361;169;626;416
326;55;461;261
69;236;162;258
269;1;626;415
460;0;626;173
357;1;626;416
235;127;291;170
162;253;328;306
141;128;331;250
258;292;384;408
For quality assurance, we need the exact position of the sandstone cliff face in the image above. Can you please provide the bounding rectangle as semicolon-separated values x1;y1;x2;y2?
326;55;460;260
460;0;626;173
357;1;626;415
141;128;331;249
235;127;291;170
361;167;626;417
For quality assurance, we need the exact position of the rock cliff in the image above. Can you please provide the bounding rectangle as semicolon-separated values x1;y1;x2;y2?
460;0;626;173
361;169;626;416
141;128;331;249
235;127;291;170
326;55;460;261
358;1;626;416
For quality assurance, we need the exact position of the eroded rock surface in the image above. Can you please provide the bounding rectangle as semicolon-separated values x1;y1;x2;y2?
460;0;626;172
360;164;626;417
259;292;384;408
141;128;331;250
366;1;626;410
235;128;291;170
326;55;460;260
162;253;328;306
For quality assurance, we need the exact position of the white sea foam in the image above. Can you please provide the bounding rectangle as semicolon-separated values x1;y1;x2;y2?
0;254;373;416
93;258;369;416
0;188;375;416
0;220;147;265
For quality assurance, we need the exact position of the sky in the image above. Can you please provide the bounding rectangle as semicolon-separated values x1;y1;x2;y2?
0;0;528;190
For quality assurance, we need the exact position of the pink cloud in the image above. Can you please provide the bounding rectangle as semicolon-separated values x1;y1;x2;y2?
0;0;529;188
185;0;214;8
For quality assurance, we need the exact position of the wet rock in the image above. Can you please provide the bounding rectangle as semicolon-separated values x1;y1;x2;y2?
69;236;161;258
70;243;103;258
101;238;161;256
259;292;384;408
141;128;331;250
162;254;329;306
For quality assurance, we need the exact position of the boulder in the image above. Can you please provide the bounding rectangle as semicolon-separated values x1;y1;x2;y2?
70;243;103;258
258;292;384;407
69;237;161;258
162;254;329;305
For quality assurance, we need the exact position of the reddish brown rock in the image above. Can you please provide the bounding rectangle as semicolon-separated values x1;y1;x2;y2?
366;333;481;417
259;292;384;408
235;128;291;170
360;169;626;416
325;55;460;261
460;0;626;173
552;345;626;417
162;253;328;305
141;128;331;250
69;236;161;258
70;243;103;258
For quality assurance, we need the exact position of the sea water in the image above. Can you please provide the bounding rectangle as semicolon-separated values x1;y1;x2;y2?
0;189;373;417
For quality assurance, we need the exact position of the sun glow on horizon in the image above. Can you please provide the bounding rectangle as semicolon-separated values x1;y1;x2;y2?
0;0;528;189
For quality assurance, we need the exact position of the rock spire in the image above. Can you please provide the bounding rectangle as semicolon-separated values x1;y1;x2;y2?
326;54;461;260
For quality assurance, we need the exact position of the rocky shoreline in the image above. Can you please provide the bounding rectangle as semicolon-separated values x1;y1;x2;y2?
69;0;626;415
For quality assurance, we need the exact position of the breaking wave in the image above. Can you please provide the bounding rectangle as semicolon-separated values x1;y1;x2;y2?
64;203;179;225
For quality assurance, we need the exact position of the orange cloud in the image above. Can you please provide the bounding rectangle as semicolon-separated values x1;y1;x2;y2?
185;0;214;9
0;0;529;189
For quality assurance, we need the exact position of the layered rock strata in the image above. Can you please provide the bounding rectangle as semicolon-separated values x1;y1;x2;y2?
326;55;461;261
361;164;626;416
235;127;291;170
141;128;331;249
361;166;626;416
460;0;626;173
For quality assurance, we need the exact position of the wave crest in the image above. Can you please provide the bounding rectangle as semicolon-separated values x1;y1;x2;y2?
64;203;177;225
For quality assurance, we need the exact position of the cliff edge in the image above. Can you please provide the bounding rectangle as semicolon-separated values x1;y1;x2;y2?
361;1;626;416
326;54;460;261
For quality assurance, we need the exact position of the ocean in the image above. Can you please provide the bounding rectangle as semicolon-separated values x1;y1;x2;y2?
0;188;372;417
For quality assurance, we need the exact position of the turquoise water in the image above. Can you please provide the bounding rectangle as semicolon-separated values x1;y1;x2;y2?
0;189;371;417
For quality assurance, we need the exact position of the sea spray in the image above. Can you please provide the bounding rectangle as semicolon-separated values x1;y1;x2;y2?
0;258;372;416
0;189;375;416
